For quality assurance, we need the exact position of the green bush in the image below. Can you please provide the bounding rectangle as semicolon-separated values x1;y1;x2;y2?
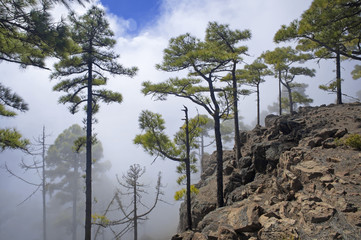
344;133;361;150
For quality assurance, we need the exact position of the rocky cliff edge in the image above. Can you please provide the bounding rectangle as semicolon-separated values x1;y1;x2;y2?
173;103;361;240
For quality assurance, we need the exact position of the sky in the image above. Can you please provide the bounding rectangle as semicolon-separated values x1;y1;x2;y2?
1;0;360;239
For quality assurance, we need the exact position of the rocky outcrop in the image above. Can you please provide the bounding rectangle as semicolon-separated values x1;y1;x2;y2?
175;103;361;239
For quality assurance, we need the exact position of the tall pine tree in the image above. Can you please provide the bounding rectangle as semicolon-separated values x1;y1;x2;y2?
51;6;137;240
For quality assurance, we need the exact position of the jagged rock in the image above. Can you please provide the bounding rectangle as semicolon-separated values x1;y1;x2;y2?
315;128;338;139
258;215;298;240
192;232;208;240
294;160;331;181
335;128;348;138
171;231;194;240
217;225;238;240
264;114;278;128
198;202;263;238
175;103;361;239
346;212;361;227
237;156;252;169
228;203;262;232
279;118;302;135
322;138;337;148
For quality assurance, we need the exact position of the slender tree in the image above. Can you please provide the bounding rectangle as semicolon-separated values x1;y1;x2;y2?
117;165;162;240
274;0;361;104
262;46;315;115
93;164;163;240
238;58;272;126
134;109;205;230
51;6;137;239
4;126;49;240
281;83;313;113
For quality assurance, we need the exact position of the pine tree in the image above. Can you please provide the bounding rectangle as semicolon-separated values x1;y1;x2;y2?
274;0;361;104
134;109;205;230
46;124;106;240
238;58;272;126
262;46;315;115
51;6;137;240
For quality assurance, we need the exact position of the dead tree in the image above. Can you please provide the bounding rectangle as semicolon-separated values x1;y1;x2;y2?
94;164;163;240
5;126;49;240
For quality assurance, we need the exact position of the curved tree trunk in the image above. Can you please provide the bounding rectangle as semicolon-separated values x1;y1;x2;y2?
208;78;224;208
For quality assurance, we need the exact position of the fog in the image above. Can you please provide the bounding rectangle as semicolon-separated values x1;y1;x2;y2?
1;0;360;239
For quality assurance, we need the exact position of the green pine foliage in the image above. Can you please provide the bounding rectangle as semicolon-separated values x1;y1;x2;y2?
0;128;29;151
0;83;29;151
351;65;361;80
0;0;84;152
174;185;199;201
51;6;137;115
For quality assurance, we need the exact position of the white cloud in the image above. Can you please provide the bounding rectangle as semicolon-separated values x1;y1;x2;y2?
1;0;360;238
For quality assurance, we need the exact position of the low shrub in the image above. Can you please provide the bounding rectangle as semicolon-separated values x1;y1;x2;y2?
335;133;361;151
344;133;361;150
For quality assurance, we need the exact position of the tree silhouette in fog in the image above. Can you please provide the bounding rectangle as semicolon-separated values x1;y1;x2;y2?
46;124;107;240
94;164;163;240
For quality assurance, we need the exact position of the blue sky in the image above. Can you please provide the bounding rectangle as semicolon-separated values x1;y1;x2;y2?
100;0;161;33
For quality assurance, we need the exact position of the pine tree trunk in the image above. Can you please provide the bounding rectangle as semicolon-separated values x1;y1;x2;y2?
184;106;192;230
278;70;282;115
256;84;260;126
133;184;137;240
214;115;224;207
336;51;342;104
73;155;79;240
232;63;241;161
286;84;293;114
200;134;204;173
42;126;47;240
85;61;93;240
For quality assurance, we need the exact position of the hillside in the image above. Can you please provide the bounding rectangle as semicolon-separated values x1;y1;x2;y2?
172;103;361;240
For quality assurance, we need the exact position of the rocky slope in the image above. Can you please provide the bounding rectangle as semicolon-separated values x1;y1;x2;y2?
173;103;361;240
